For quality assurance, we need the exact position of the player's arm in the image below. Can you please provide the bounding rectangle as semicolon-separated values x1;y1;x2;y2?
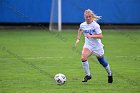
87;33;103;39
87;23;103;39
75;29;83;47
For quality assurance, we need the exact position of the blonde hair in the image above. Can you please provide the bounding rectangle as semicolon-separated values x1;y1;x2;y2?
84;9;101;21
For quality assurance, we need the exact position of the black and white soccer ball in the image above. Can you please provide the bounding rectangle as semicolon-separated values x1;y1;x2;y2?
54;73;66;85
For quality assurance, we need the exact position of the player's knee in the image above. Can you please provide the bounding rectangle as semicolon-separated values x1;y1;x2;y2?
81;56;87;62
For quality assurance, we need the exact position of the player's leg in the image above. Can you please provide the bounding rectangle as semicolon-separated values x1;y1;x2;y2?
96;56;113;83
93;48;113;83
81;48;92;82
96;56;112;76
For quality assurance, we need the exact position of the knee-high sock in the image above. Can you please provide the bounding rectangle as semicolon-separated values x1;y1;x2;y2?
97;56;112;76
105;64;112;76
82;60;90;76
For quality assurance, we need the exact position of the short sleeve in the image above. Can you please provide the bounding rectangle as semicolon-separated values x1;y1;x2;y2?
94;23;102;34
79;23;83;30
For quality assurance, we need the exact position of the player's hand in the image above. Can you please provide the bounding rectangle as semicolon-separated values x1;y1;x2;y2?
74;39;80;48
86;33;92;39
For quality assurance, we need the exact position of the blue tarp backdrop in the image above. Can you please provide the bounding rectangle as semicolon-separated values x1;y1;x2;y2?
0;0;140;24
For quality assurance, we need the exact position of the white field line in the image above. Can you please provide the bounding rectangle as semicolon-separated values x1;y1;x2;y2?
0;56;72;60
0;56;140;60
25;57;66;59
115;56;140;58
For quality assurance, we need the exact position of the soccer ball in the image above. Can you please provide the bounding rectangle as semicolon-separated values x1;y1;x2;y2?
54;73;66;85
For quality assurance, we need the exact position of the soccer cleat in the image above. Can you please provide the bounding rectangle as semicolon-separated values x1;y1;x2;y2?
108;75;113;83
82;75;91;82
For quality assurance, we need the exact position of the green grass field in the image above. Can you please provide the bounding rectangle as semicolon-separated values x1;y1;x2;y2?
0;29;140;93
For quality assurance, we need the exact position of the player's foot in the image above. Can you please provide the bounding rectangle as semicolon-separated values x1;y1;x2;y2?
82;75;91;82
108;75;113;83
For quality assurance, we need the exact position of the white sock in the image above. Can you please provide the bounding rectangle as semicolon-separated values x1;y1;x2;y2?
105;64;112;76
82;60;90;76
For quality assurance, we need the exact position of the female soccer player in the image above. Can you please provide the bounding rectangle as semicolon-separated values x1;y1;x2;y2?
75;9;113;83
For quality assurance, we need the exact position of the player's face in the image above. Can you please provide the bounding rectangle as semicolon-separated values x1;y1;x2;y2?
85;12;93;24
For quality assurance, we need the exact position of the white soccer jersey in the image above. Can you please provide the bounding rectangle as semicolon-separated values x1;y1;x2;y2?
80;21;104;51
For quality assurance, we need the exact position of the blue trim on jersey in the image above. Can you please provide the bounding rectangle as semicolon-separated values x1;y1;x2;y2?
83;29;95;35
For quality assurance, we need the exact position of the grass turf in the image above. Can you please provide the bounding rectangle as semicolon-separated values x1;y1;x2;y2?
0;30;140;93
